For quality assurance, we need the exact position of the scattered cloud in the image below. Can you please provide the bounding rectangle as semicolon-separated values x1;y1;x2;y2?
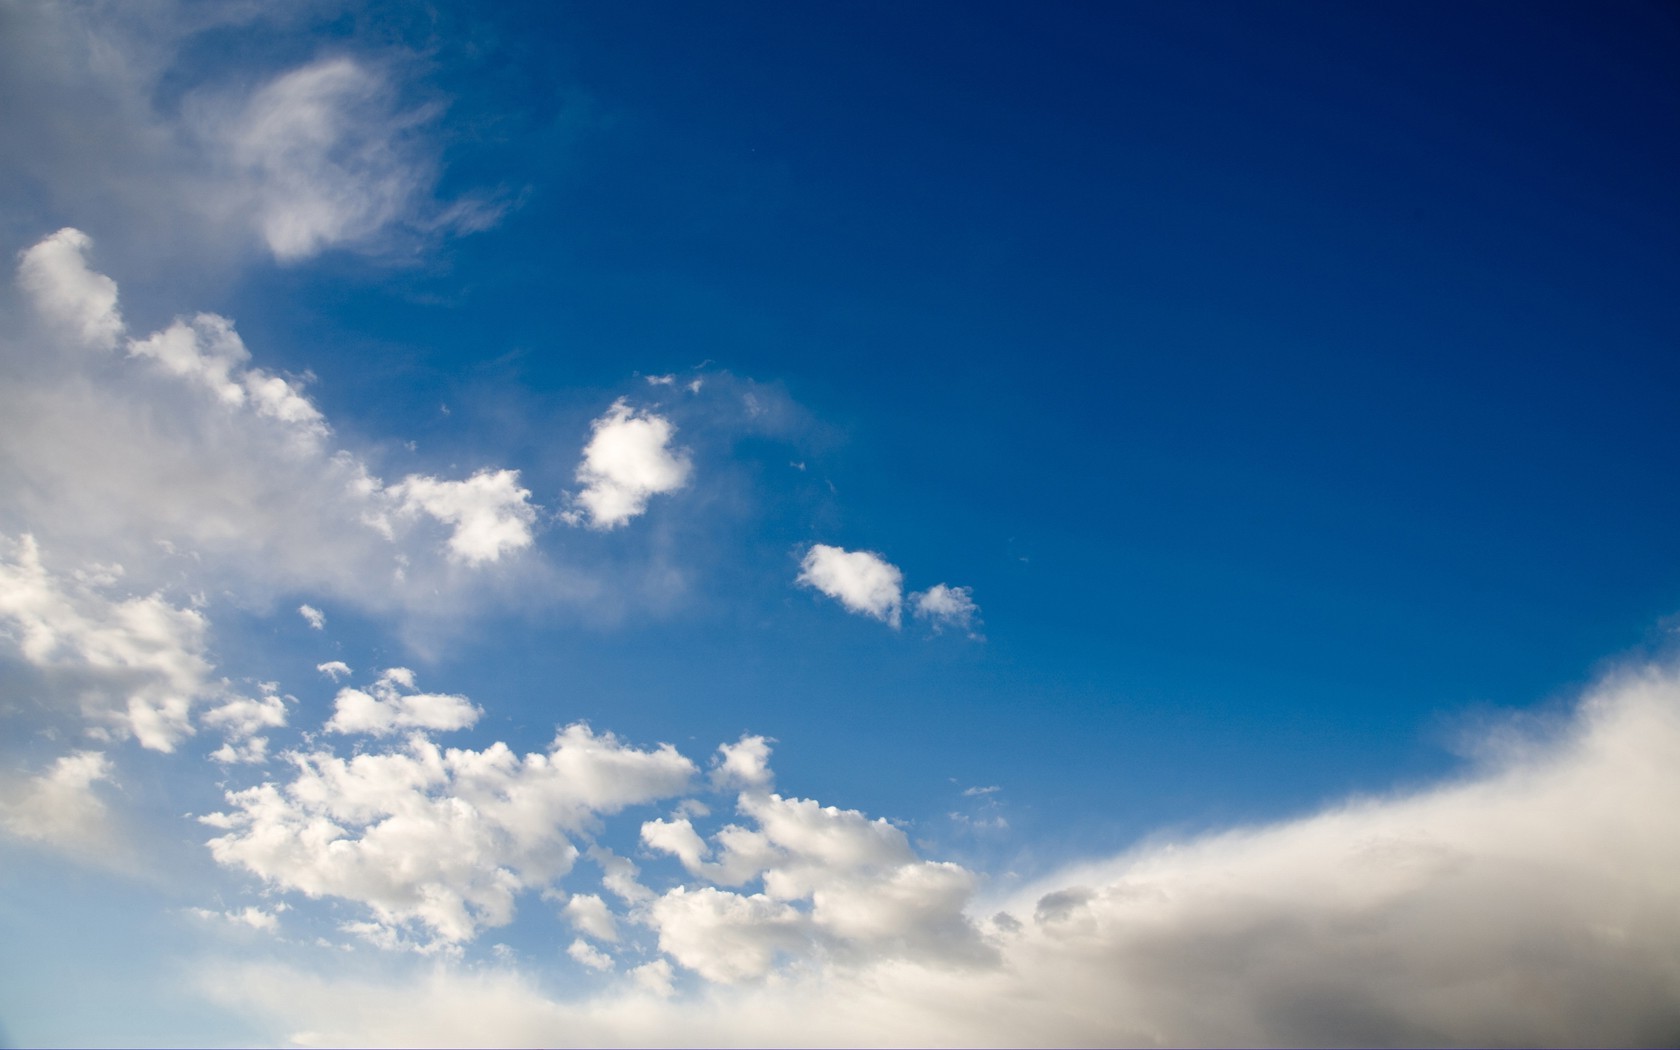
317;661;352;682
324;667;481;737
202;666;1680;1046
564;400;693;530
298;604;326;630
0;532;213;751
202;724;697;948
390;470;538;566
911;584;980;637
797;544;903;627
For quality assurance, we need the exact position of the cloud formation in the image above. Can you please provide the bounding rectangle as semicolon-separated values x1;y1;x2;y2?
201;665;1680;1046
203;723;697;948
564;400;693;530
796;544;904;626
911;584;980;636
324;667;481;737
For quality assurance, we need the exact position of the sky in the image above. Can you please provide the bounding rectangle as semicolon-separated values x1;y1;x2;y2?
1;1;1678;1046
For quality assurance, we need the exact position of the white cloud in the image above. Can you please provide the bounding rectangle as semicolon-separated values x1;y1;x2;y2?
564;400;693;530
15;228;124;352
911;584;980;636
202;666;1680;1046
0;750;118;857
390;469;537;566
567;938;616;972
203;724;697;947
5;229;573;636
0;533;212;750
317;660;351;681
298;604;325;630
202;684;289;764
324;667;481;737
796;544;903;627
563;893;621;944
710;735;773;792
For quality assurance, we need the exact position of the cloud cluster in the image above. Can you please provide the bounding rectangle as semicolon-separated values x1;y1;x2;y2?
797;545;978;635
3;229;544;621
564;400;694;530
203;719;697;947
202;666;1680;1046
0;532;212;751
324;667;481;737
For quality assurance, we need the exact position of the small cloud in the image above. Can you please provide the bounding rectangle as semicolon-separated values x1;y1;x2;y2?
962;785;1001;797
298;604;325;630
645;374;676;387
317;660;351;681
797;544;904;627
912;584;981;637
562;400;692;530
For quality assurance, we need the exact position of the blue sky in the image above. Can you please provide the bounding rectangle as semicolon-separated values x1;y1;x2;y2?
1;2;1678;1045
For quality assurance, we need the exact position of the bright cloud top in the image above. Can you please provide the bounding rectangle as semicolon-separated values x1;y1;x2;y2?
564;399;693;530
390;469;538;566
15;227;123;351
203;723;697;948
325;667;482;737
797;544;905;627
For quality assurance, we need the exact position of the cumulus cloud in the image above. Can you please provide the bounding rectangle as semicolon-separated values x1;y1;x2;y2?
4;229;568;638
797;544;904;627
317;660;351;681
203;724;697;947
200;666;1680;1046
15;228;124;351
324;667;481;737
390;470;538;566
911;584;980;637
298;604;325;630
0;533;213;750
564;400;693;530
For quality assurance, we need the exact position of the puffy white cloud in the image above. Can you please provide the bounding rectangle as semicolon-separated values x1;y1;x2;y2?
298;604;325;630
203;684;289;764
5;229;571;639
15;228;123;351
710;735;773;792
200;666;1680;1046
911;584;980;636
203;724;697;947
796;544;903;627
390;469;537;566
563;893;620;944
0;533;212;750
567;938;616;972
564;400;693;530
324;667;481;737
